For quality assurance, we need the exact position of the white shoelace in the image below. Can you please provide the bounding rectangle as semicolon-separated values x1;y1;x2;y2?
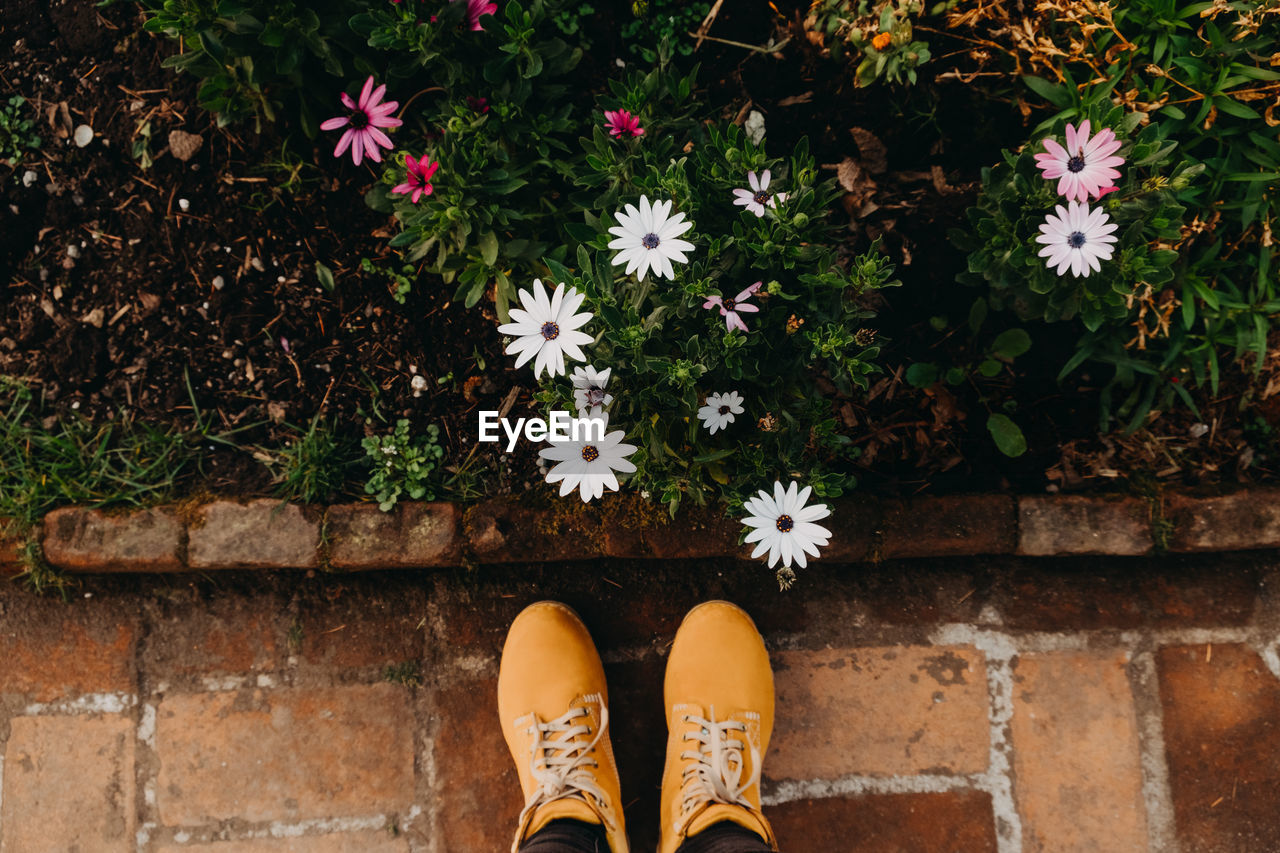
678;707;762;817
517;702;616;834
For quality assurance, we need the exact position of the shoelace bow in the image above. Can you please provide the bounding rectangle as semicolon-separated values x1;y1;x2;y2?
678;706;762;816
518;703;616;832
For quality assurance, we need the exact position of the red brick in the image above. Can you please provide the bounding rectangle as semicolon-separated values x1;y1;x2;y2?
295;579;426;671
155;835;409;853
0;528;28;575
142;589;283;680
187;500;320;570
464;500;605;563
2;715;136;851
881;495;1015;559
326;502;461;569
817;498;880;562
768;790;997;852
1009;650;1148;851
1165;489;1280;552
155;685;414;824
1158;644;1280;852
1017;494;1153;556
768;647;989;781
599;501;739;559
430;673;519;848
0;608;137;701
997;560;1260;630
43;506;183;572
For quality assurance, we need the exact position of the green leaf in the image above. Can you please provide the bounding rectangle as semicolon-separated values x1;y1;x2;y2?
905;363;938;388
315;261;335;293
1022;75;1070;107
992;328;1031;359
978;359;1003;378
478;231;499;267
986;413;1027;457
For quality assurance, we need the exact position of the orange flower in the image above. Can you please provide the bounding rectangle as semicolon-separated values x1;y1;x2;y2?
871;31;892;51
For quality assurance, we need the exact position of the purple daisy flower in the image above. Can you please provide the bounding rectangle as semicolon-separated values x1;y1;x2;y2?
704;281;763;332
320;76;403;166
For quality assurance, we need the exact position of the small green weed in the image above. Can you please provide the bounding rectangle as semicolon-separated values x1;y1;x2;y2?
0;96;42;165
255;417;355;503
362;419;444;511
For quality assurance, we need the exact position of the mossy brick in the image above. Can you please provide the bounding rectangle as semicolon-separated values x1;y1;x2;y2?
186;500;320;569
43;506;183;572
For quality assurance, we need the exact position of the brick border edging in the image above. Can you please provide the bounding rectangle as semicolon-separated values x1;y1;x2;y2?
2;489;1279;575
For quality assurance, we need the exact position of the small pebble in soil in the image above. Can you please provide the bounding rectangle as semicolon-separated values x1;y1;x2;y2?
73;124;94;147
66;245;80;259
222;349;233;359
22;170;38;187
178;198;190;211
276;275;286;284
251;256;265;272
1189;422;1209;438
212;275;225;290
70;400;80;409
411;375;428;397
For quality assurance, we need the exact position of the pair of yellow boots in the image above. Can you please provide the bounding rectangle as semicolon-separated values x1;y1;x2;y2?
498;600;779;853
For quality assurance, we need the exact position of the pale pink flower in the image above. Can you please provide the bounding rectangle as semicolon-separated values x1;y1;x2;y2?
1034;120;1125;202
392;155;439;203
1035;201;1118;278
732;170;787;217
704;282;762;332
320;76;402;166
603;109;644;138
453;0;497;30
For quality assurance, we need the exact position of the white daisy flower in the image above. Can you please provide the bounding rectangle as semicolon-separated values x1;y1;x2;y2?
606;195;695;281
538;408;637;503
497;279;594;379
1035;201;1118;278
571;366;613;413
697;391;744;434
731;169;788;217
741;481;832;569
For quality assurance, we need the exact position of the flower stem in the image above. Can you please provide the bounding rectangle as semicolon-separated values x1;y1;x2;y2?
397;86;446;120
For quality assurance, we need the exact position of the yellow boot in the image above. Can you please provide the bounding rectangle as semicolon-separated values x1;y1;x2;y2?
498;601;629;853
658;601;779;853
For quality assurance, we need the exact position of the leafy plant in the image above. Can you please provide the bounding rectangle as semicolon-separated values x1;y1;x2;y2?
529;114;897;513
958;0;1280;431
806;0;935;86
0;96;41;165
362;418;444;511
621;0;711;63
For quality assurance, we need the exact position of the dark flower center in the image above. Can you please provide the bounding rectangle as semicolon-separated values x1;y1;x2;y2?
718;405;730;415
1067;231;1086;249
1066;154;1086;173
586;387;606;405
775;514;794;533
641;232;660;249
349;109;370;130
581;445;600;463
723;298;737;311
753;190;769;205
540;322;560;340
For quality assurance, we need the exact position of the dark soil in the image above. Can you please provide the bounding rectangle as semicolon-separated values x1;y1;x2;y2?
1;0;1271;505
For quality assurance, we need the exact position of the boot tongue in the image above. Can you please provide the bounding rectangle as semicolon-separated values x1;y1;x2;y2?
687;803;772;844
526;796;603;837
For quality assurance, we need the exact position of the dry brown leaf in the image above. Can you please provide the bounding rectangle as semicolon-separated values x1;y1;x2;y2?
850;127;888;173
777;91;814;107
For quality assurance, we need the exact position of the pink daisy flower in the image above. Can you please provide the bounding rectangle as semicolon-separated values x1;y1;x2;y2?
1033;120;1125;203
603;109;644;138
320;76;402;166
704;281;763;332
453;0;497;30
392;155;439;203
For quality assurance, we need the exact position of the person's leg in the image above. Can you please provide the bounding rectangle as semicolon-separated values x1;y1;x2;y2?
673;820;776;853
499;601;629;853
519;818;610;852
657;601;780;853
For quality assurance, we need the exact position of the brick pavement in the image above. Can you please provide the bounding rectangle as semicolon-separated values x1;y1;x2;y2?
0;554;1278;852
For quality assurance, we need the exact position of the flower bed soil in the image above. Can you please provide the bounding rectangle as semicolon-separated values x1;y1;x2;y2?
3;0;1276;505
